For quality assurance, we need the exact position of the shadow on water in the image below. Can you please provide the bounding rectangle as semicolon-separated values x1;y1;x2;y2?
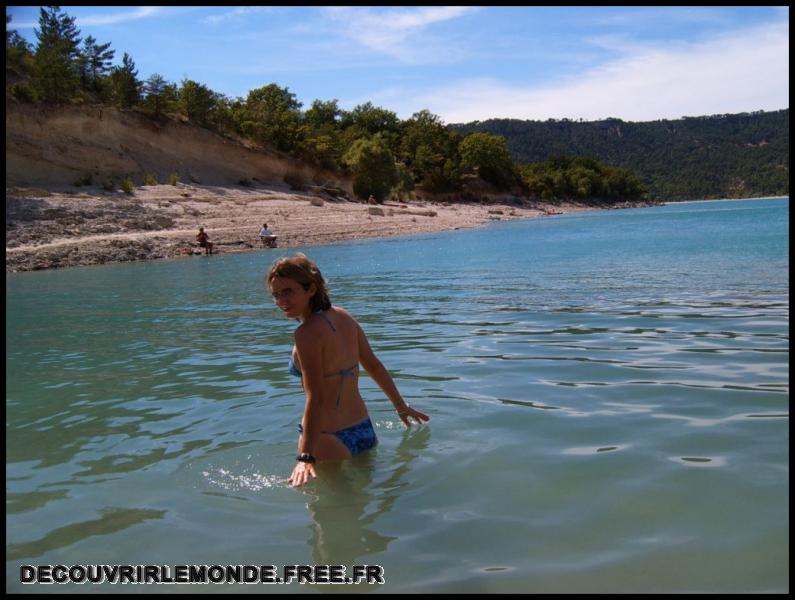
303;425;431;566
6;507;167;561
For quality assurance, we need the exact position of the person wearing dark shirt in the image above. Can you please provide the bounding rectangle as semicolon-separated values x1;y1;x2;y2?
196;227;214;255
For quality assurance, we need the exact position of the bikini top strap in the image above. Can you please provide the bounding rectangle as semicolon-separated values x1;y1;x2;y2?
333;365;358;408
314;309;337;333
313;310;358;407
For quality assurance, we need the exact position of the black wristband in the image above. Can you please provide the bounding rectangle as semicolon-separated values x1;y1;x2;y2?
296;453;316;464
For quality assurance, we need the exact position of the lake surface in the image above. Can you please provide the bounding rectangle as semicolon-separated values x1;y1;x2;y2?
6;197;789;593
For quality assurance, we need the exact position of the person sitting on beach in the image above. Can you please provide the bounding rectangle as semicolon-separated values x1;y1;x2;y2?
258;223;278;248
196;227;213;255
267;253;430;487
367;194;377;205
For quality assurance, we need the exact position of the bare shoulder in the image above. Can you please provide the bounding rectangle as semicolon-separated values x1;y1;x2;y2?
329;305;358;326
294;316;325;343
331;305;353;319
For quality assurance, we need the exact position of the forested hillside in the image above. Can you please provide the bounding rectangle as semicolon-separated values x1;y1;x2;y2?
3;7;649;205
452;110;789;201
8;7;785;203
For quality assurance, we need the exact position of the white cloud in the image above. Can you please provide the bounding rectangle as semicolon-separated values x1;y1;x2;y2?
201;7;278;25
324;6;479;63
10;7;167;29
400;19;789;122
76;7;166;27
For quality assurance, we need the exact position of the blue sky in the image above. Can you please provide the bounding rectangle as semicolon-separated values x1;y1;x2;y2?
7;6;789;123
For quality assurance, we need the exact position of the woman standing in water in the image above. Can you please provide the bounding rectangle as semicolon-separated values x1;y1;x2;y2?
267;254;430;487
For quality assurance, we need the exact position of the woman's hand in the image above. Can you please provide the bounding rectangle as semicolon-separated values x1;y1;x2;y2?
288;461;316;487
397;404;430;428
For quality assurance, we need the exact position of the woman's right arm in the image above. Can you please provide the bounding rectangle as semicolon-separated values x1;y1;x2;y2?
356;323;430;427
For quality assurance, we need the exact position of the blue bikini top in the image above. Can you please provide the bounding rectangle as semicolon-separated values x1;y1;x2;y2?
288;356;302;378
288;310;358;407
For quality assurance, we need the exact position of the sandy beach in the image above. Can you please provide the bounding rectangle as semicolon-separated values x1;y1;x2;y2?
6;183;614;273
5;104;660;274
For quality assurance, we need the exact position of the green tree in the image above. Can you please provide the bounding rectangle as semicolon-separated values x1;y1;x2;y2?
341;101;400;136
239;83;304;152
459;132;517;189
6;14;35;100
301;130;342;170
400;109;462;191
304;99;341;128
392;162;415;201
109;52;140;108
442;158;463;191
143;73;170;116
568;165;602;198
178;79;217;125
518;163;556;199
342;134;399;202
301;99;344;168
206;93;240;135
518;155;645;202
32;6;82;103
604;167;644;198
6;14;34;77
78;34;114;94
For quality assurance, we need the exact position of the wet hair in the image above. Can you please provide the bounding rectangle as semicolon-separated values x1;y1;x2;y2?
266;253;331;312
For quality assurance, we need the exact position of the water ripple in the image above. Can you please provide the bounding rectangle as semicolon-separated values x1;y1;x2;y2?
5;197;789;592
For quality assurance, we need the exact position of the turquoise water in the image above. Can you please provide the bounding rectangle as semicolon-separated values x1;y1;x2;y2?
6;198;789;593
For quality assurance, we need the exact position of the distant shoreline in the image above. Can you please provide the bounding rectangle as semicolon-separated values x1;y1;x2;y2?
9;184;632;273
664;195;788;205
9;183;783;274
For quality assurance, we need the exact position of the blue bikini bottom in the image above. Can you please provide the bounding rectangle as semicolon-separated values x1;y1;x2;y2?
298;417;378;456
